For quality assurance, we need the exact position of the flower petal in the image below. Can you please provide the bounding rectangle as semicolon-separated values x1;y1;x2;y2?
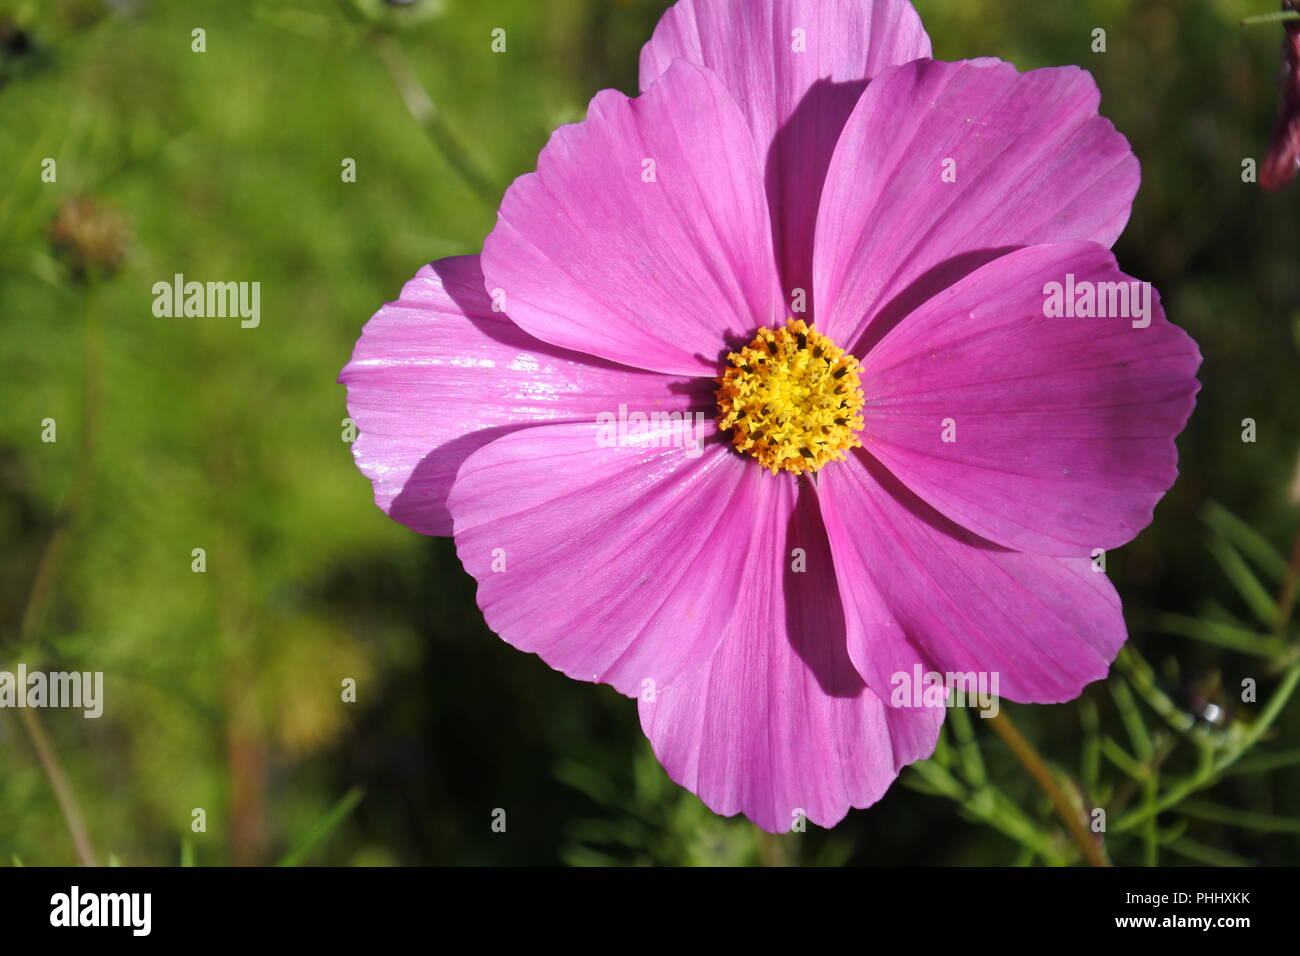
640;0;931;307
339;256;704;536
640;475;941;833
814;58;1140;352
819;450;1127;704
482;60;784;377
860;242;1200;556
447;420;768;697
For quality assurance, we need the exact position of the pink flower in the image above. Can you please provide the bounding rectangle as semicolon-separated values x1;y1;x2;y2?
340;0;1200;833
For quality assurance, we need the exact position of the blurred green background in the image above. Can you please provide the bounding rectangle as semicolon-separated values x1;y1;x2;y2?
1;0;1298;866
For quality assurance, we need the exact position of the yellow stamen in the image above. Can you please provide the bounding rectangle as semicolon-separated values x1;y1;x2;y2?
716;319;865;475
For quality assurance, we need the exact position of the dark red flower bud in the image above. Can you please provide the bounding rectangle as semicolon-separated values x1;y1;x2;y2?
1262;1;1300;189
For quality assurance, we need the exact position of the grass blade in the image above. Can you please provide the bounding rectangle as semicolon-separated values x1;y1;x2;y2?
276;787;364;867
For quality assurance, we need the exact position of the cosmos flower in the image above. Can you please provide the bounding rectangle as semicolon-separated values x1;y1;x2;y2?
339;0;1200;833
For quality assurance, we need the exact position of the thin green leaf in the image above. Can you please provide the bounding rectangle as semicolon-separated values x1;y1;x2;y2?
1180;800;1300;833
1201;501;1289;584
1207;537;1279;626
1226;747;1300;775
561;845;619;867
907;760;966;801
1152;612;1286;659
1166;837;1252;867
1100;736;1144;779
555;759;620;808
1115;647;1198;735
1110;680;1153;760
276;787;364;867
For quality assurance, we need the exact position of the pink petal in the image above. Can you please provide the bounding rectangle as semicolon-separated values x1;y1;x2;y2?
339;256;704;536
819;450;1127;704
481;61;784;377
447;420;765;697
640;476;941;833
860;242;1200;556
814;58;1140;353
640;0;930;309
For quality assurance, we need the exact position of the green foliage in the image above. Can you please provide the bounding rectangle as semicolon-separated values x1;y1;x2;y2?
899;503;1300;866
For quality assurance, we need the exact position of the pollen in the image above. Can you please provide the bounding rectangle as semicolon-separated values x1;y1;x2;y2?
715;319;865;475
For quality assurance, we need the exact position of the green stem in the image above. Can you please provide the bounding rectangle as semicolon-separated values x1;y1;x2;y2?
18;289;101;644
948;704;987;788
906;761;1065;864
14;709;97;866
1241;11;1300;27
1112;657;1300;832
9;286;102;867
369;30;498;207
986;710;1109;866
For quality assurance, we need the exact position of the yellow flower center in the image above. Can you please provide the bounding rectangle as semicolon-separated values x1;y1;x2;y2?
715;319;865;475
